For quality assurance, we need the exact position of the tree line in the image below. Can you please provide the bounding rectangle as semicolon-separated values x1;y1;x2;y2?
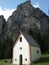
28;28;49;54
0;29;49;59
0;36;13;59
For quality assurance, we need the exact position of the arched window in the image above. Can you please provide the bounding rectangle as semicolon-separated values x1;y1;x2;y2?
37;50;39;54
20;47;22;50
20;37;22;42
25;58;27;61
15;59;17;61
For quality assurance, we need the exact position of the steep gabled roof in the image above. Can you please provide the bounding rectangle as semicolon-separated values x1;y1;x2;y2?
22;32;40;48
14;31;40;48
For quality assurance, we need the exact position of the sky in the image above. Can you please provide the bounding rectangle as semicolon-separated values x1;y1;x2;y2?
0;0;49;20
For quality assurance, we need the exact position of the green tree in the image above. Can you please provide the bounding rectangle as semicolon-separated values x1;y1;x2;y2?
28;28;49;54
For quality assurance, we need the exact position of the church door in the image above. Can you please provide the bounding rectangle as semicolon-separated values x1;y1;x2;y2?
19;55;22;65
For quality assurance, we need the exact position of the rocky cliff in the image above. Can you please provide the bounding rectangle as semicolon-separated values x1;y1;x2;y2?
0;1;49;40
7;1;49;37
0;15;7;38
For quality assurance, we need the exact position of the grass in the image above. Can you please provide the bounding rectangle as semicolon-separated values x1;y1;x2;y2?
0;54;49;65
32;54;49;65
0;59;12;65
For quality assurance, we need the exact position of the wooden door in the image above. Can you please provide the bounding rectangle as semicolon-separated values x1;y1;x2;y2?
19;55;22;65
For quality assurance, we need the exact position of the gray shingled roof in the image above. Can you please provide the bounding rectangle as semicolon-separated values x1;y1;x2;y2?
22;33;40;48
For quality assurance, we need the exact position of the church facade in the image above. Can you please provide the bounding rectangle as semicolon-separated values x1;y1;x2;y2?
12;32;41;65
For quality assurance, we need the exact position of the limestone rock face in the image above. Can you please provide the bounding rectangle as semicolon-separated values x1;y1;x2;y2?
7;1;49;37
0;1;49;40
0;15;7;38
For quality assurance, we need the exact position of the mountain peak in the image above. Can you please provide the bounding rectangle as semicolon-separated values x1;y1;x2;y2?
6;1;49;39
26;0;31;3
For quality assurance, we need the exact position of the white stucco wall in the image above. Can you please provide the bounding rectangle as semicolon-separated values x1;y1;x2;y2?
31;46;41;62
13;34;31;65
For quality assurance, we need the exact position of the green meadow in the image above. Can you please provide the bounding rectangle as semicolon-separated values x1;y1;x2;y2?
0;54;49;65
0;59;12;65
33;54;49;65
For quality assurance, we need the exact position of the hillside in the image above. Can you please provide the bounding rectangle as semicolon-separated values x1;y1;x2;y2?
0;1;49;40
0;1;49;58
7;1;49;40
